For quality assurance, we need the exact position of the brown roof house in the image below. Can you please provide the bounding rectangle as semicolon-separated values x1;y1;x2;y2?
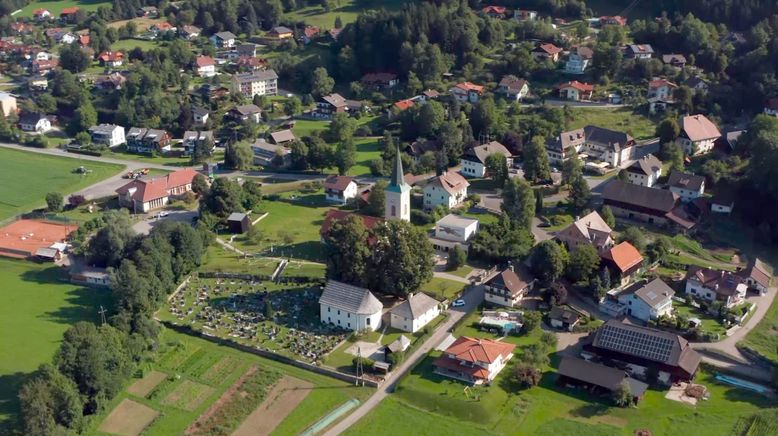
556;211;614;253
676;114;721;155
422;171;470;211
601;241;644;287
625;154;663;187
557;357;648;403
484;265;535;308
324;175;358;205
667;171;705;202
739;258;771;294
685;266;747;308
548;307;581;331
460;141;512;178
497;75;529;101
602;180;697;230
532;43;563;62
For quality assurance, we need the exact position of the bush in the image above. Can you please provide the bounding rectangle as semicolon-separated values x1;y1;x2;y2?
513;363;541;388
411;209;434;225
355;126;371;137
446;246;467;271
352;356;375;371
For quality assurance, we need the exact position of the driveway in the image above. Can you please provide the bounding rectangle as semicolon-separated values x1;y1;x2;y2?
131;210;198;235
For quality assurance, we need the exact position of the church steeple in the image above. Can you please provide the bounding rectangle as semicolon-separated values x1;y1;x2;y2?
385;146;411;221
390;146;409;190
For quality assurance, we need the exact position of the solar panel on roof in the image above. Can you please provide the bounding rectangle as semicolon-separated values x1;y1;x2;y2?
598;324;674;363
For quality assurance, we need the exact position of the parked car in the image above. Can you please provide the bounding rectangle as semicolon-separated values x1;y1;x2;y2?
452;299;466;307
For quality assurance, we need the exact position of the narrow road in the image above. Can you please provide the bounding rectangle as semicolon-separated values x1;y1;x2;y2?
323;285;486;435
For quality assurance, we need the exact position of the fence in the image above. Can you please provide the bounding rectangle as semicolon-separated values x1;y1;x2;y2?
196;270;322;285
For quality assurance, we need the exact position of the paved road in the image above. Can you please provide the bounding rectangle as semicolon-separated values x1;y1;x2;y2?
323;285;487;435
132;210;199;235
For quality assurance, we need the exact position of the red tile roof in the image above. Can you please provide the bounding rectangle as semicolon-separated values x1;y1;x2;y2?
535;43;562;55
324;175;355;192
33;8;49;15
558;80;594;92
195;55;215;67
482;5;507;14
61;7;80;14
79;34;90;46
428;171;469;196
303;26;320;38
98;51;124;62
442;336;515;364
433;355;491;380
454;82;485;93
648;78;677;89
166;168;198;188
116;168;197;203
393;99;415;111
602;241;643;273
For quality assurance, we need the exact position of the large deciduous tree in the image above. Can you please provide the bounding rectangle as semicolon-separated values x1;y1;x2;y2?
323;215;372;286
370;220;434;297
522;136;551;183
501;177;535;230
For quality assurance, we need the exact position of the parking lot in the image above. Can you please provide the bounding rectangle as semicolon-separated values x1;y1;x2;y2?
132;210;198;235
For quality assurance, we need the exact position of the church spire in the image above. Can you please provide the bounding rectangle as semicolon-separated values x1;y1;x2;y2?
390;146;407;188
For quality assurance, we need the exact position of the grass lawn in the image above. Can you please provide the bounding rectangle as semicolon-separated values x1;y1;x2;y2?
446;264;474;279
291;119;330;138
0;147;124;221
286;0;407;28
111;38;161;52
673;304;727;338
453;310;545;347
739;297;778;365
425;277;467;301
346;138;381;176
99;149;199;167
16;0;111;17
0;258;113;432
569;108;657;140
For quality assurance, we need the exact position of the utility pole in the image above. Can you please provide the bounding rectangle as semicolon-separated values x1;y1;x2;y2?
98;306;107;325
355;346;363;386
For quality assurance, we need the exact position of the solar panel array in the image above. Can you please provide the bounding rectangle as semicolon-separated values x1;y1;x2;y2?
598;324;675;363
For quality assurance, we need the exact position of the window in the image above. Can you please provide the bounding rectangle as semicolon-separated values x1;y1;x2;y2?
366;317;371;325
347;322;351;328
391;205;396;216
328;307;331;313
337;310;340;315
347;313;350;318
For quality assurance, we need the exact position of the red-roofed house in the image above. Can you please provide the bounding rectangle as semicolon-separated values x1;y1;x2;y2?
647;78;677;100
60;7;80;22
602;241;644;286
98;51;124;67
685;266;747;307
433;336;516;384
482;5;508;18
532;43;563;62
194;55;216;77
449;82;485;103
116;168;198;213
78;34;90;47
300;26;320;44
150;22;177;35
764;98;778;116
600;15;627;26
423;171;470;210
393;98;415;112
557;80;594;101
33;9;51;20
324;175;358;204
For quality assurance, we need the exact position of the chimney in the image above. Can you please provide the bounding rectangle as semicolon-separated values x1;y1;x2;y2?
575;216;580;222
508;264;514;272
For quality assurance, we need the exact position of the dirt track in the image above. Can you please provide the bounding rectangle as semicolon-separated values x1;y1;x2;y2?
232;376;314;436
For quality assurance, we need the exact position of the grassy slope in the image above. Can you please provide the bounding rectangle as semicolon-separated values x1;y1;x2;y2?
569;108;657;140
0;258;113;431
286;0;407;28
0;147;124;221
16;0;111;17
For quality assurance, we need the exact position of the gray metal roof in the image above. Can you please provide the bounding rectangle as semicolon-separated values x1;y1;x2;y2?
390;292;440;319
633;278;674;308
319;280;383;315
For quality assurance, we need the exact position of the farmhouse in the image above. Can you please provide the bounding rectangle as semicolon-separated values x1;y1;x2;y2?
557;357;648;403
300;26;320;44
739;258;771;294
324;175;358;204
625;154;663;187
180;25;201;40
602;180;696;230
430;214;478;252
532;43;563;62
514;9;537;20
616;278;675;322
685;266;747;308
557;80;594;101
89;124;125;147
423;171;469;210
667;171;705;202
116;168;198;213
556;211;614;252
460;141;512;178
231;70;278;98
601;241;644;286
677;114;722;155
549;307;581;331
484;266;535;308
449;82;485;103
18;112;51;133
584;319;701;382
389;292;441;333
497;75;529;101
319;280;383;332
433;336;515;385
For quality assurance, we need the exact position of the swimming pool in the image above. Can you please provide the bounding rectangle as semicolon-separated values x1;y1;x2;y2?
715;374;770;394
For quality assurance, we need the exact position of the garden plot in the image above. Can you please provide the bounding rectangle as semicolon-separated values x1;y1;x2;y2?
126;370;168;398
98;399;159;436
161;380;216;411
233;376;314;436
161;277;348;363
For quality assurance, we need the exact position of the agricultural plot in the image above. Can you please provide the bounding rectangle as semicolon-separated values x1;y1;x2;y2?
161;380;215;411
98;399;159;436
126;371;168;398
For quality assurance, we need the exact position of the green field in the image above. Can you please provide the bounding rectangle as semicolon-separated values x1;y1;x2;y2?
0;258;112;431
111;38;161;52
0;147;124;221
16;0;111;18
286;0;407;29
740;297;778;365
569;108;657;140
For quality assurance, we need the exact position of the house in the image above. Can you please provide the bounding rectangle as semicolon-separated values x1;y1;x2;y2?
137;6;158;17
182;131;214;156
59;33;77;44
497;75;529;101
89;124;125;147
194;55;216;77
268;26;293;39
31;59;58;75
532;43;562;63
231;70;278;98
617;278;675;322
252;140;291;167
227;212;250;234
625;154;663;187
547;125;634;167
585;319;701;382
227;104;262;123
460;141;512;178
192;106;209;126
667;171;705;202
361;72;399;89
423;171;470;210
449;82;485;103
389;292;441;333
116;168;198;212
684;76;709;94
60;7;80;22
763;98;778;116
647;78;677;100
565;46;594;74
98;51;124;68
269;129;295;145
179;25;201;40
236;56;268;71
548;307;581;331
33;8;52;20
422;89;441;101
125;128;171;154
662;54;687;69
319;280;383;331
430;214;479;253
557;357;648;403
385;150;411;222
392;99;415;113
210;31;237;48
546;127;585;164
324;175;358;204
236;43;257;57
677;114;721;155
150;22;177;36
327;28;343;41
557;211;614;253
557;80;594;101
316;93;348;117
433;336;515;384
482;5;508;18
28;77;48;91
600;15;627;26
739;258;771;294
625;44;654;59
69;265;111;287
685;266;747;308
10;22;33;34
18;112;51;133
514;9;538;20
602;180;696;230
601;241;644;286
95;72;126;91
484;266;534;307
78;34;90;47
300;26;320;44
710;194;735;215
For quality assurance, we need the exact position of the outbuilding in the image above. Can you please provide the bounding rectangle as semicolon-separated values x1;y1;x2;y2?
227;212;250;234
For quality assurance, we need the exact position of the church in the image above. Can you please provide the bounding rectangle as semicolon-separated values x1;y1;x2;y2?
385;148;411;221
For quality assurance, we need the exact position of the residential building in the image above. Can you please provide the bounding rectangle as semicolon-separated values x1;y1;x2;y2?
584;319;701;382
677;114;722;155
98;51;124;68
547;125;634;167
125;128;171;154
431;214;479;252
33;8;52;20
601;241;644;286
192;106;209;126
514;9;538;20
617;278;675;322
227;104;262;123
460;141;512;178
28;77;48;91
194;55;216;77
300;26;320;44
18;112;51;133
739;258;771;294
602;180;696;230
531;43;562;62
150;22;176;36
557;80;594;101
179;25;201;40
423;171;470;210
625;44;654;59
182;131;214;156
389;292;441;333
95;72;126;91
31;59;58;75
268;26;293;39
667;171;705;202
565;46;594;74
685;266;747;307
0;91;18;118
647;78;677;99
236;56;268;71
625;154;663;187
385;149;411;222
546;127;585;164
319;280;383;331
116;168;198;213
449;82;485;103
405;138;439;163
685;76;709;94
556;211;614;252
316;93;348;117
549;307;581;331
600;15;627;26
482;5;508;18
557;357;648;403
497;75;529;101
433;336;515;384
231;70;278;98
89;124;125;147
252;140;291;167
324;175;358;204
60;7;80;23
210;31;236;48
484;266;534;307
361;72;399;89
269;129;295;145
662;54;687;69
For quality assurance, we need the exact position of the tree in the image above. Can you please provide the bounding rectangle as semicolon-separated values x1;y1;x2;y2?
323;215;372;286
369;220;434;297
365;180;386;217
530;240;568;284
501;177;535;230
242;180;263;211
601;205;616;228
224;141;253;170
283;96;302;116
45;192;64;212
19;364;84;434
59;43;90;73
469;216;534;263
36;93;57;114
613;380;633;407
656;118;680;144
566;244;601;283
470;96;503;137
290;140;310;170
446;245;467;271
417;101;445;136
673;86;693;114
562;152;583;184
513;363;541;388
191;174;209;196
619;226;646;251
662;142;685;172
200;178;244;219
310;67;335;97
569;174;591;211
73;99;97;134
485;153;508;187
523;311;541;332
87;210;135;267
647;235;672;263
335;138;356;174
523;136;551;183
534;189;543;214
265;299;274;319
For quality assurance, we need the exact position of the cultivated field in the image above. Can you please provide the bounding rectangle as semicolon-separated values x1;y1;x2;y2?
98;399;159;436
0;147;123;221
232;376;314;436
126;370;168;398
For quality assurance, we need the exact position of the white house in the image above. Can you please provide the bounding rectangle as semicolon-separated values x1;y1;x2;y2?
192;106;209;126
677;114;722;155
319;280;383;332
232;70;279;98
324;175;358;204
194;55;216;77
423;171;470;210
449;82;485;103
617;278;675;322
565;46;593;74
460;141;512;178
0;92;17;117
647;78;677;100
484;266;535;307
667;171;705;202
556;211;614;253
115;168;198;213
430;214;479;253
685;267;747;308
433;336;515;384
739;258;771;295
89;124;125;147
389;292;441;333
18;112;51;133
210;31;236;48
497;76;529;101
625;44;654;59
625;154;663;187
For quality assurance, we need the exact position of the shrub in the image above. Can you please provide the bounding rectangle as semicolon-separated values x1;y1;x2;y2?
513;363;541;388
352;356;375;371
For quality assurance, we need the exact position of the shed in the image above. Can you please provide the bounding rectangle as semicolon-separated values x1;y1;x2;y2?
227;212;250;234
